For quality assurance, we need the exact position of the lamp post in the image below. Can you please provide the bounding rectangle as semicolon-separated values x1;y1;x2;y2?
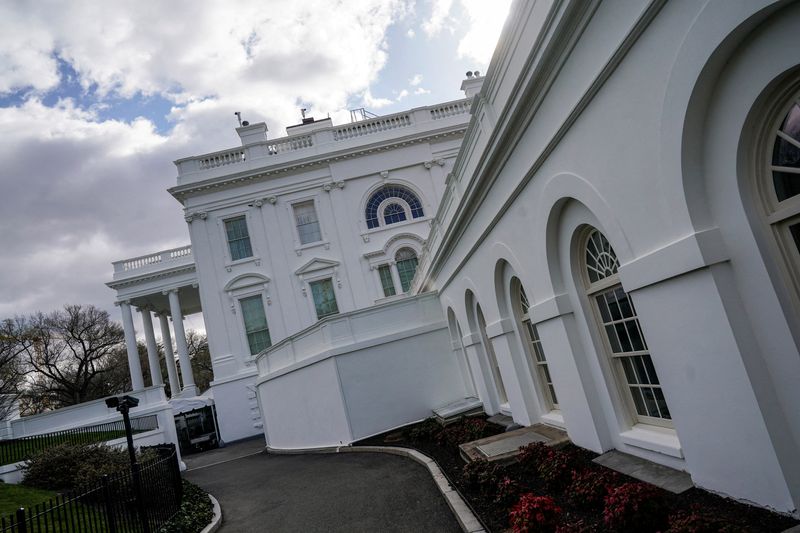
106;395;150;533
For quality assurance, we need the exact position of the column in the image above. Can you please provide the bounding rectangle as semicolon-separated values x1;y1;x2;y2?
167;289;198;396
158;313;182;398
139;308;164;387
389;260;404;294
119;301;145;391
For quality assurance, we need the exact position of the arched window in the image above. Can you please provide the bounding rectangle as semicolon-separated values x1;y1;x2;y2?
395;248;419;292
764;96;800;294
365;185;424;229
516;284;558;409
582;228;671;426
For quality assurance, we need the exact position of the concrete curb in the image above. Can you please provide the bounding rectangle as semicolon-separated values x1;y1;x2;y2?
267;444;486;533
199;493;222;533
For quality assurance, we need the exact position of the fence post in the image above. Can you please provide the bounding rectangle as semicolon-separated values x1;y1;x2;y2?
101;475;118;533
15;508;26;533
132;462;150;533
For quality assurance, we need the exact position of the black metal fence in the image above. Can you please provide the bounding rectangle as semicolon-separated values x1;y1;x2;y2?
0;444;182;533
0;416;159;466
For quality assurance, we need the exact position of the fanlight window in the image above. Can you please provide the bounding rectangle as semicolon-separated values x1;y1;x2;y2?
583;228;671;426
365;185;424;229
771;100;800;202
765;97;800;294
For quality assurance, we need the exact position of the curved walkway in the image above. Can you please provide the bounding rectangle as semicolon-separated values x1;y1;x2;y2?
185;443;461;533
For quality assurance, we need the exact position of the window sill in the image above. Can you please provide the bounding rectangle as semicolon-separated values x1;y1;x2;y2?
225;256;261;271
361;216;430;238
620;425;683;459
540;410;565;429
294;240;330;254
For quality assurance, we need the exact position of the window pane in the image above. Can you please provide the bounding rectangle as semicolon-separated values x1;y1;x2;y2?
225;217;253;261
378;265;396;297
790;223;800;255
383;203;407;225
294;201;322;244
773;170;800;202
365;185;424;228
310;279;339;319
781;103;800;143
395;249;418;292
239;295;270;355
654;388;671;419
629;386;647;417
773;136;800;168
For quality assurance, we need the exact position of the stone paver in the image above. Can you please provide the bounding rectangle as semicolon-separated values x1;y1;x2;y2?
593;450;693;493
185;443;462;533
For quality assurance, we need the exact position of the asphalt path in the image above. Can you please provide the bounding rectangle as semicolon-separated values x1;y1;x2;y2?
184;444;462;533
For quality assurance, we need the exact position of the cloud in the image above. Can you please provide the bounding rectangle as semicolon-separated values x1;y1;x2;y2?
422;0;455;37
397;89;409;101
414;87;431;95
0;0;410;321
456;0;512;65
409;74;423;86
406;28;416;38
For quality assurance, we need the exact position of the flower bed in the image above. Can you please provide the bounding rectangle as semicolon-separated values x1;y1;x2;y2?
357;417;798;532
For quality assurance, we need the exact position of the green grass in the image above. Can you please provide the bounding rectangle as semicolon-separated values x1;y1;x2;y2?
0;483;110;532
0;429;145;466
0;483;56;516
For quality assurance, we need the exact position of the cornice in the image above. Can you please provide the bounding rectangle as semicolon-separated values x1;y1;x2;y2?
169;125;468;202
105;264;197;290
420;0;666;293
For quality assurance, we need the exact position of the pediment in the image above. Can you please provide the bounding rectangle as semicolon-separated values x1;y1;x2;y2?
224;273;270;292
294;258;340;276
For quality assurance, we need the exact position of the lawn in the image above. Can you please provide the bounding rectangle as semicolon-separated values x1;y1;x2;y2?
0;483;56;517
0;429;141;466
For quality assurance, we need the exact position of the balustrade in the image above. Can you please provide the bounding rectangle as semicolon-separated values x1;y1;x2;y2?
113;245;193;273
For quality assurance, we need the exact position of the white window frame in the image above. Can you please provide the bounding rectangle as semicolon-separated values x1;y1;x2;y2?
580;226;673;429
289;196;328;250
513;283;559;411
308;277;340;320
219;210;260;267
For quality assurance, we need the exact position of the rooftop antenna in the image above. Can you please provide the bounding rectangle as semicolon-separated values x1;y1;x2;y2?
301;108;308;119
234;111;242;127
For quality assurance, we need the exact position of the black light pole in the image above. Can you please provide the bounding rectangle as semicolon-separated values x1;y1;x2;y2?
106;395;150;533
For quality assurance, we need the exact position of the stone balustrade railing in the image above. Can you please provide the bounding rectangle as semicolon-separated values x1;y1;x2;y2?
333;114;412;141
174;98;472;180
113;245;193;273
429;100;471;120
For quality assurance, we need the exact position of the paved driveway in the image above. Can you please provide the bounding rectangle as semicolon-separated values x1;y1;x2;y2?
185;444;461;533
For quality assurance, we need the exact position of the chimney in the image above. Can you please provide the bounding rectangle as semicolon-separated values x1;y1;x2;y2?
461;70;485;98
236;122;268;146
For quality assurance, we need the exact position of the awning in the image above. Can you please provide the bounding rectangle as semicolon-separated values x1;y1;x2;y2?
169;390;214;416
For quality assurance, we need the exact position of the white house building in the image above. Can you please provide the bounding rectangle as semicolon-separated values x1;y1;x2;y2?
109;0;800;516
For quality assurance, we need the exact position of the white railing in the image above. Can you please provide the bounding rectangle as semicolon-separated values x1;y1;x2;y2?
429;100;471;120
199;149;245;170
333;113;412;141
113;245;193;273
175;99;472;179
267;134;313;154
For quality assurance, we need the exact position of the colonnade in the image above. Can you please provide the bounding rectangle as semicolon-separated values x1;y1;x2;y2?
117;288;198;397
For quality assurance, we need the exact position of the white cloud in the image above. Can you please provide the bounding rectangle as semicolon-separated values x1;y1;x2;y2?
422;0;455;37
406;28;416;38
409;74;423;86
0;0;410;319
456;0;512;65
397;89;409;101
362;88;395;109
414;87;431;95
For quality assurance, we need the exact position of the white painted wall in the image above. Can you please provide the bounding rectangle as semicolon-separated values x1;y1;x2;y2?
417;0;800;515
256;293;469;450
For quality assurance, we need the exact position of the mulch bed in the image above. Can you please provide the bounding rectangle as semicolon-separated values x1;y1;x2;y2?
356;417;799;533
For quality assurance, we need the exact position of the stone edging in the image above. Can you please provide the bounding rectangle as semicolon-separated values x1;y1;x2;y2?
266;444;486;533
199;493;222;533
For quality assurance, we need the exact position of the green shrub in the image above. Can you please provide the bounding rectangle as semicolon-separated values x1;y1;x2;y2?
160;480;214;533
22;443;156;492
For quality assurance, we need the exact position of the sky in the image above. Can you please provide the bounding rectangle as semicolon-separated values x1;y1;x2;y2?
0;0;511;332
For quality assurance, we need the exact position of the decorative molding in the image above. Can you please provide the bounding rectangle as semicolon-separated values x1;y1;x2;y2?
223;273;271;292
169;126;468;201
184;211;208;223
380;170;389;179
294;257;341;276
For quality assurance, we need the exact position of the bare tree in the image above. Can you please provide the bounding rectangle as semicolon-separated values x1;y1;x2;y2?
0;318;27;419
185;330;213;393
16;304;125;409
